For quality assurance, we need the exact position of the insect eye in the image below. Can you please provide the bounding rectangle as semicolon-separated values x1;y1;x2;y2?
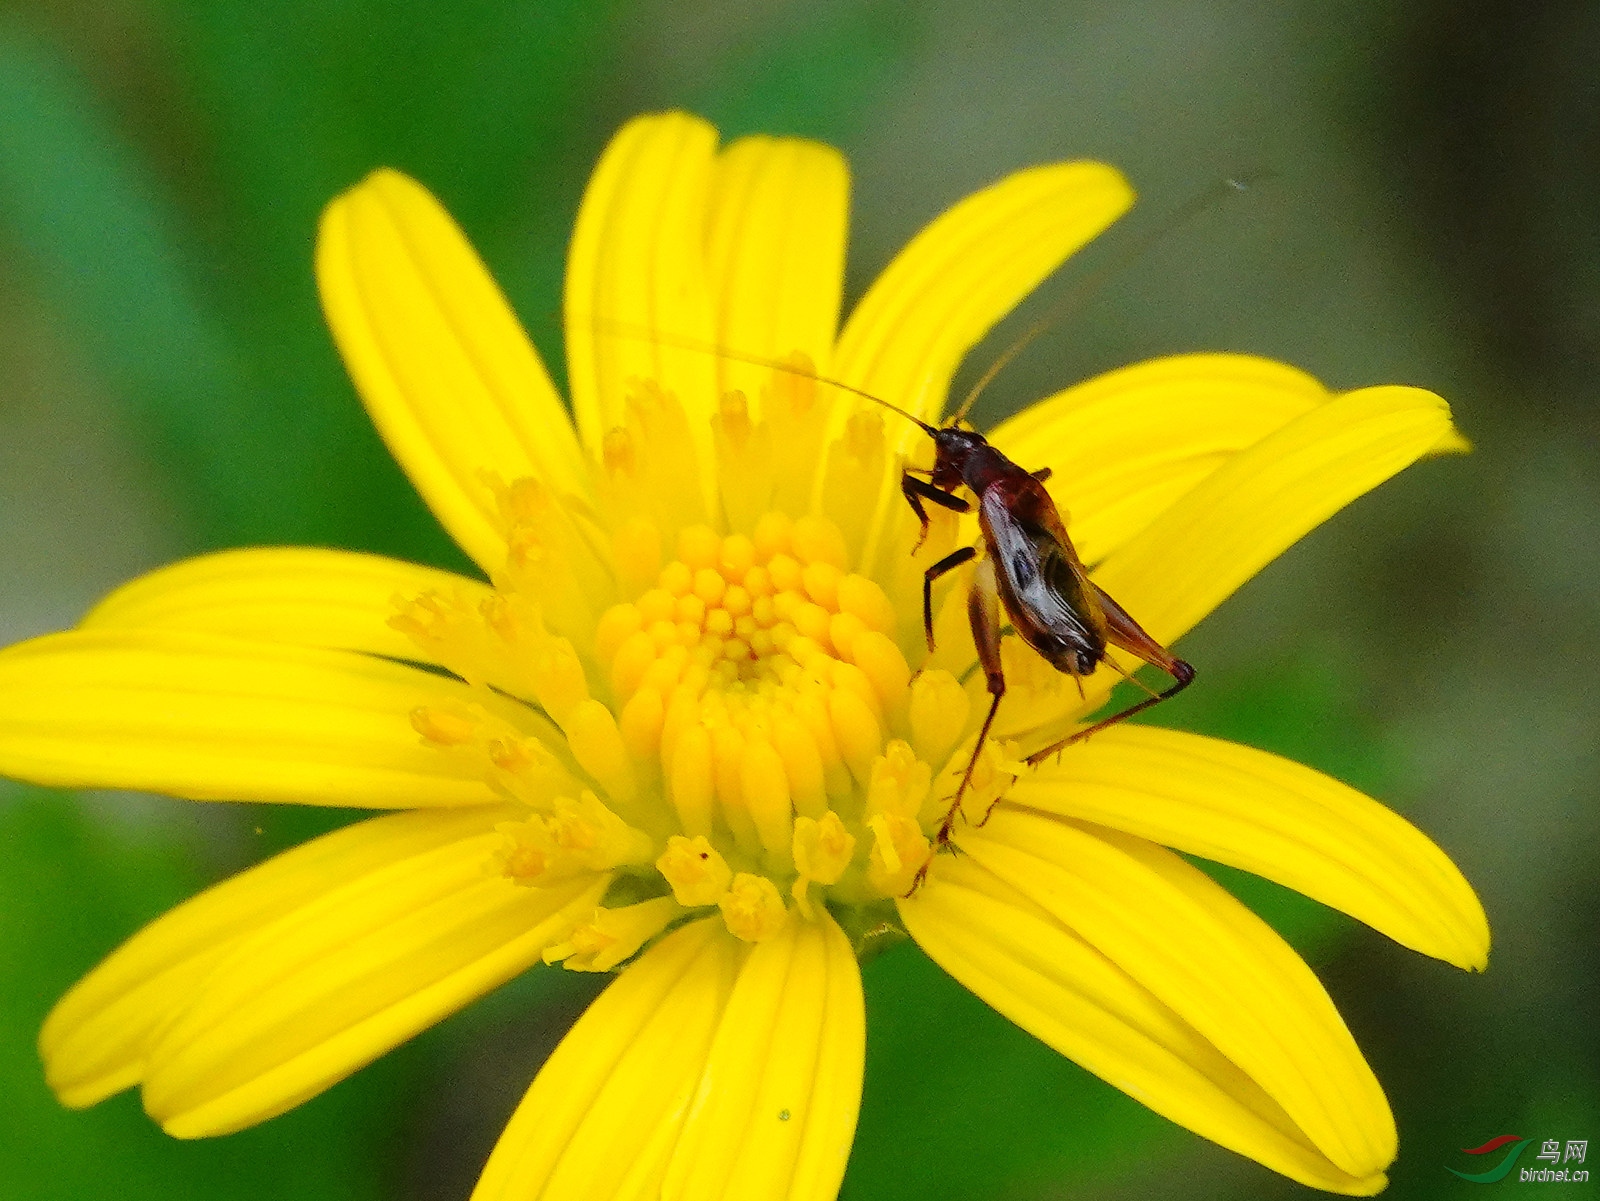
1075;649;1098;675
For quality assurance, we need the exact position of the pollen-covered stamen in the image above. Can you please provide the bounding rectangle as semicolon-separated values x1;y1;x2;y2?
492;792;655;886
820;409;888;565
487;474;613;646
657;834;733;906
868;739;932;820
863;740;935;896
713;389;774;535
866;812;928;898
762;353;830;516
719;872;790;942
409;701;579;806
595;379;707;544
541;895;683;972
390;588;507;689
791;811;856;916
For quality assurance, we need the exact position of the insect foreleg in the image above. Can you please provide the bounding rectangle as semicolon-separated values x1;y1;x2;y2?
901;472;969;552
922;545;977;651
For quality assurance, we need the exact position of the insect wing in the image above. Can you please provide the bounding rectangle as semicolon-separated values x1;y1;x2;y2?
977;487;1104;670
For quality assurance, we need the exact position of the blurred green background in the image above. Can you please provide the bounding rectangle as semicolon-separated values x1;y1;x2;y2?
1;1;1596;1199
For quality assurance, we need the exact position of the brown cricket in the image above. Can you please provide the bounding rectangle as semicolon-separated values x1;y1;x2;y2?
588;320;1196;882
896;416;1194;879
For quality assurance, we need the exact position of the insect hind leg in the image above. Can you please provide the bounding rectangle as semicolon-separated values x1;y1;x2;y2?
910;555;1006;894
937;687;1004;844
1023;658;1195;766
1023;578;1196;766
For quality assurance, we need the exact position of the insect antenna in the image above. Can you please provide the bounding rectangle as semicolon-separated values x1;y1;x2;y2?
574;314;938;436
947;172;1268;428
1098;652;1164;701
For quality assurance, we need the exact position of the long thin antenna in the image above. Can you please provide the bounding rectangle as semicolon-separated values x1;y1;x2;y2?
578;314;938;436
948;173;1267;426
1098;649;1164;701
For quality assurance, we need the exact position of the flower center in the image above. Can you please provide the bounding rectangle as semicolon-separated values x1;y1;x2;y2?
599;514;911;849
395;504;1019;953
394;411;1012;957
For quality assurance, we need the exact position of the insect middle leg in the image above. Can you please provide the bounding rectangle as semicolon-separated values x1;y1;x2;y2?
922;546;976;651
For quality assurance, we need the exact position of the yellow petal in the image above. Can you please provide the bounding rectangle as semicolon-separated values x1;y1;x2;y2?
902;854;1386;1196
471;919;745;1201
0;629;516;806
80;547;491;665
564;113;720;472
705;134;849;402
317;169;586;574
473;912;864;1201
662;911;863;1201
1006;726;1489;969
1091;384;1464;648
835;160;1132;575
1022;384;1465;728
960;809;1396;1180
41;804;519;1109
988;354;1328;564
142;853;606;1136
833;160;1132;436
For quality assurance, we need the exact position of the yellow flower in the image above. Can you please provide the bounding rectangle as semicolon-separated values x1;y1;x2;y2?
0;111;1488;1197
